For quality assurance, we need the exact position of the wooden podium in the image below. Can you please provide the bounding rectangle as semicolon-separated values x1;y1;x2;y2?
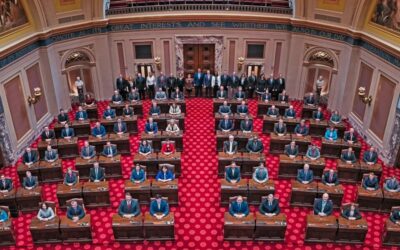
383;218;400;246
82;181;110;208
254;212;286;241
290;180;317;207
220;179;248;206
305;214;337;243
151;179;179;205
60;215;92;243
30;217;61;244
56;183;83;209
336;216;368;244
224;212;255;240
356;186;383;212
248;179;275;205
124;179;151;205
143;212;174;240
112;213;144;241
16;187;42;212
278;155;304;179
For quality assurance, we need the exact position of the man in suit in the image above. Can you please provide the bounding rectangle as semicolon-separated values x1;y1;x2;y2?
229;196;249;218
304;93;316;106
193;68;203;97
41;126;55;141
362;172;379;191
266;73;275;94
259;194;280;216
246;71;257;99
390;207;400;224
220;70;230;91
102;142;118;157
156;72;166;91
150;194;170;219
234;86;246;100
284;105;296;118
294;119;309;136
330;110;342;124
75;106;88;121
306;144;320;160
274;119;287;135
297;164;314;184
314;193;333;216
130;164;146;183
276;74;286;94
171;88;184;100
312;107;324;121
128;88;140;102
363;147;378;164
246;136;264;153
203;70;213;98
216;86;227;99
135;73;146;100
92;122;106;138
343;128;357;144
167;73;176;98
225;162;241;183
261;89;271;102
44;145;58;162
341;147;357;164
113;118;127;134
230;71;239;97
342;204;362;220
384;176;399;192
322;169;339;186
22;171;38;190
122;104;134;117
284;141;298;158
23;147;39;165
237;100;248;115
223;135;238;155
149;101;161;116
266;105;279;117
103;106;116;119
252;162;268;183
144;117;158;134
58;109;69;124
81;140;96;159
111;90;123;104
324;126;338;141
218;115;234;132
116;74;129;100
67;200;85;222
61;124;75;139
64;167;78;186
118;192;140;218
240;116;253;133
0;175;13;192
155;88;167;100
218;101;232;115
278;89;288;103
89;162;105;182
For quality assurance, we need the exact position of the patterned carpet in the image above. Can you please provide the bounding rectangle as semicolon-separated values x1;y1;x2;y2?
1;98;400;250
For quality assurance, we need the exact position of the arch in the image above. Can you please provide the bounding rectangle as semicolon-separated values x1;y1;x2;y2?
60;47;96;73
303;47;339;72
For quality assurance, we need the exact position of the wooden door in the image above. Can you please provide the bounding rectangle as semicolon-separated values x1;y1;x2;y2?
183;44;215;77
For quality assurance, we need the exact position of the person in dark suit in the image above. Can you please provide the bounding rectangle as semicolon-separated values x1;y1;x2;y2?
304;93;316;105
239;73;248;93
64;168;78;186
246;136;264;153
266;73;275;95
252;163;268;183
330;110;342;124
314;193;333;216
225;162;241;183
155;88;167;100
111;90;123;104
193;68;203;97
75;106;88;121
259;194;280;216
0;175;13;192
322;169;339;186
324;126;338;141
203;70;213;98
229;196;249;218
144;117;158;134
149;101;161;116
130;164;146;183
246;72;257;99
216;86;227;99
256;74;267;96
113;118;127;134
261;89;271;102
22;171;38;190
384;176;400;192
284;141;299;158
223;135;238;155
220;71;230;91
157;72;167;92
343;128;357;143
135;73;146;100
128;88;140;102
297;164;313;184
167;73;176;98
155;165;174;182
81;140;96;159
276;74;286;94
390;207;400;224
274;119;287;135
89;162;105;182
58;109;69;124
341;147;357;164
102;142;118;157
362;172;379;191
23;147;39;165
236;100;248;115
41;126;55;141
92;122;106;138
138;140;152;156
218;115;234;132
218;101;232;115
363;147;378;164
306;144;320;160
44;145;58;162
150;194;170;218
342;204;362;220
312;107;324;121
266;105;279;117
230;71;239;96
171;87;184;100
118;192;140;218
294;119;309;136
103;106;116;119
234;86;246;100
122;104;134;117
278;89;288;103
67;200;85;222
240;116;253;132
284;105;296;118
116;74;129;100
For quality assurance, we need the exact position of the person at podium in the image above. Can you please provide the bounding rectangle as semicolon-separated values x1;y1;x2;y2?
252;162;269;183
92;122;106;138
284;105;296;119
0;175;13;192
58;109;69;124
304;93;315;106
111;90;123;104
150;194;170;219
113;118;127;134
75;106;88;121
363;147;378;165
23;147;39;165
259;194;280;216
225;162;241;183
216;86;227;99
128;88;140;102
61;123;75;139
284;141;299;158
362;172;379;191
237;101;249;115
312;107;324;121
305;144;320;160
234;86;246;100
218;115;234;132
64;168;78;186
102;142;118;157
122;104;134;117
297;164;314;184
0;207;8;222
274;119;287;136
118;192;140;218
329;110;342;124
37;203;55;221
22;171;38;190
81;140;96;159
384;176;400;192
103;106;116;120
343;128;357;143
166;119;180;133
390;208;400;224
229;196;249;218
340;147;357;164
144;117;158;134
278;90;288;103
218;101;232;115
261;89;271;102
155;88;167;100
240;116;253;133
322;169;339;186
67;200;85;222
44;145;58;162
341;203;361;220
161;140;176;155
171;87;184;100
138;140;152;156
294;119;309;136
324;126;338;141
155;165;174;182
223;135;238;155
266;105;279;118
41;126;55;141
149;101;161;116
89;162;105;182
246;136;264;153
314;193;333;216
130;164;146;183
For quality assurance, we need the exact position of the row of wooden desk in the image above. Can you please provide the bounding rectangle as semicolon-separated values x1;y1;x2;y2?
214;113;253;130
141;132;184;152
110;100;184;115
133;152;182;177
0;187;42;215
218;152;265;177
213;99;244;113
220;179;274;205
216;131;257;152
150;113;185;131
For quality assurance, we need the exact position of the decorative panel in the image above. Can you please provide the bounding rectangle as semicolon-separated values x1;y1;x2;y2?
228;40;235;73
353;62;373;120
273;42;282;75
26;63;47;121
163;41;171;75
117;43;126;76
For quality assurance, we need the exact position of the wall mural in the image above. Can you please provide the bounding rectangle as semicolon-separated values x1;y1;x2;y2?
0;0;28;34
372;0;400;32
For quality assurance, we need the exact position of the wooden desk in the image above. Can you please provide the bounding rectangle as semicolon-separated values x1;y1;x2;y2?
341;141;362;159
233;114;254;129
0;219;15;246
278;155;304;179
356;186;383;212
54;123;64;138
303;158;325;180
337;160;360;183
88;135;109;155
269;134;291;154
143;212;174;240
248;179;275;205
82;181;110;207
157;152;182;177
317;183;344;208
382;191;400;212
141;133;162;152
291;135;311;155
37;140;57;159
71;121;91;138
336;216;368;244
254;212;286;241
57;138;79;159
329;121;346;138
236;132;258;152
17;162;40;183
133;153;159;176
213;99;241;113
220;179;248;206
16;187;42;212
290;180;317;207
130;101;144;116
241;153;265;177
383;219;400;246
151;179;178;205
359;162;382;181
0;190;17;217
302;105;318;119
75;157;98;180
218;152;241;177
124;179;151;205
257;100;289;117
38;160;63;183
305;214;337;243
83;104;98;120
216;131;237;152
309;120;328;137
60;215;92;243
161;131;184;152
156;100;186;114
97;155;122;178
108;133;131;155
110;103;127;116
224;212;255;240
99;118;117;133
153;114;185;131
214;113;234;130
124;116;138;134
112;213;144;241
30;217;61;244
321;138;343;158
56;183;83;209
262;116;279;133
282;118;301;135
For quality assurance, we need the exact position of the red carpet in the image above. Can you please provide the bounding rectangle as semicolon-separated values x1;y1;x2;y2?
1;98;400;250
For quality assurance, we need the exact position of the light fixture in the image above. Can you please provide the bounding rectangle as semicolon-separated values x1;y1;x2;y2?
358;87;372;105
237;57;245;71
154;57;162;70
27;87;42;105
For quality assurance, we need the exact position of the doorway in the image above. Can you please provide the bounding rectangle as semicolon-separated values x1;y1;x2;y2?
183;44;215;76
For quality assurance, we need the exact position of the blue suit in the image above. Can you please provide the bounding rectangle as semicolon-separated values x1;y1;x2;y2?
362;176;379;190
155;170;174;181
61;128;75;138
304;96;315;105
149;106;161;115
0;179;13;191
193;72;203;87
330;114;341;123
150;199;169;216
253;167;268;182
218;105;232;115
297;169;313;183
342;208;361;220
322;172;339;185
128;92;140;101
306;147;320;159
324;129;338;141
75;111;88;120
261;93;271;101
285;109;296;118
343;132;357;143
284;145;298;157
384;179;399;191
294;124;309;135
103;109;116;119
118;199;140;216
234;91;246;99
237;105;248;114
23;151;39;164
225;167;241;182
218;119;234;131
0;209;8;222
363;151;378;164
313;199;333;215
44;149;58;161
240;120;253;132
155;92;167;100
81;146;96;158
274;123;287;134
229;201;249;216
89;167;105;182
267;108;279;116
112;94;123;103
130;169;146;182
259;199;280;214
92;125;106;137
313;111;324;120
123;107;134;116
145;122;158;133
203;74;212;87
390;209;400;223
64;172;78;185
113;122;127;133
67;205;85;220
102;145;118;157
139;144;152;154
246;139;264;153
23;176;38;188
341;150;356;163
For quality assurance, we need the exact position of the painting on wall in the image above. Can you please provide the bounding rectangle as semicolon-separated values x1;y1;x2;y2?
0;0;28;35
371;0;400;32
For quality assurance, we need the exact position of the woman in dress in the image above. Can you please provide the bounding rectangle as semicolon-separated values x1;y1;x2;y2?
185;74;194;98
37;203;55;221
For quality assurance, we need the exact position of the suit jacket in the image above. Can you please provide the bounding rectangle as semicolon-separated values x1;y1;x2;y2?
237;105;248;114
218;119;234;131
247;75;257;88
155;170;174;181
67;205;85;220
193;72;203;86
330;114;341;123
341;151;356;163
113;122;127;133
169;105;181;115
297;169;314;182
135;77;146;90
89;167;105;181
274;123;287;134
122;107;134;116
23;176;38;188
278;94;288;102
64;173;78;185
92;125;106;137
155;91;167;100
313;199;333;215
343;132;358;143
390;209;400;223
220;74;230;87
157;75;167;89
275;78;285;91
342;208;361;220
216;90;227;99
225;167;241;182
130;169;146;182
81;145;96;158
363;151;378;164
118;199;140;216
61;128;75;138
306;147;320;159
246;139;264;153
75;111;88;120
203;74;213;87
218;105;232;115
149;106;161;115
41;130;55;140
322;172;339;185
384;179;399;191
167;76;176;88
234;91;246;99
171;92;184;100
0;209;8;222
312;111;324;120
149;200;169;216
44;149;58;161
304;96;315;105
116;77;127;91
102;145;118;157
294;124;309;135
23;151;39;164
229;201;249;216
324;129;338;140
139;144;152;154
362;176;379;190
145;122;158;133
284;108;296;118
240;120;253;132
230;75;239;88
0;179;13;191
284;145;298;157
223;141;238;154
58;114;69;123
267;108;279;116
253;167;268;182
103;109;116;119
261;93;271;101
128;92;140;101
259;199;280;214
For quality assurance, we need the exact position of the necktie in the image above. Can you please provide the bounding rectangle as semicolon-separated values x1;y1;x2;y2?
370;152;372;159
80;112;83;119
229;142;233;152
269;201;272;206
46;132;49;137
108;147;112;156
150;123;152;129
322;201;326;212
158;202;161;210
95;168;98;178
28;152;31;161
329;174;333;182
86;147;89;156
238;203;241;210
66;129;69;136
164;173;166;179
225;120;228;127
119;123;122;132
127;201;131;210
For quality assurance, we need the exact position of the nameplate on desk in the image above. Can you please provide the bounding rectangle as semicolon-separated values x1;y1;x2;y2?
221;185;234;189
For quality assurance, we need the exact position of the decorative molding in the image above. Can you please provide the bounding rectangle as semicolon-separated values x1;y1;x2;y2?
387;111;400;166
